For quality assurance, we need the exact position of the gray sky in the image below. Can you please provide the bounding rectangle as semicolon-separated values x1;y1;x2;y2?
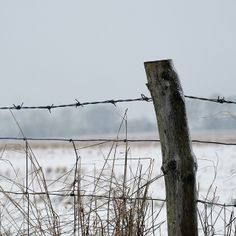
0;1;236;116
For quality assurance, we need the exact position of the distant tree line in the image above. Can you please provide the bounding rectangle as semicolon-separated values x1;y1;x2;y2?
0;105;156;137
0;96;236;137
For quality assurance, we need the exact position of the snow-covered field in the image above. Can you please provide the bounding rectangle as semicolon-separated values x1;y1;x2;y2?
0;131;235;235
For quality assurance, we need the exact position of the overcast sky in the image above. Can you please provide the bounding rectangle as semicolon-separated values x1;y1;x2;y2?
0;1;236;116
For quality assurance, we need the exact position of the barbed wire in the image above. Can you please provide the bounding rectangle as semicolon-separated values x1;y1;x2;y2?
0;94;152;112
0;137;236;146
0;94;236;112
185;95;236;105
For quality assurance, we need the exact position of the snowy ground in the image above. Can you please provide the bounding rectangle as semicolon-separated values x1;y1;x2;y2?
0;131;235;235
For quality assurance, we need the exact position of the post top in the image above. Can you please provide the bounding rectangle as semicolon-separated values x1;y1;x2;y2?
144;59;172;65
144;59;174;74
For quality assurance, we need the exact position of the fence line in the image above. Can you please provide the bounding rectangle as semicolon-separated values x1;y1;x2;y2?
1;93;236;235
0;94;236;112
0;137;236;146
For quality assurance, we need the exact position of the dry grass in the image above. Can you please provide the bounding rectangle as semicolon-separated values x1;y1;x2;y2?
1;138;236;235
0;139;165;235
197;158;236;236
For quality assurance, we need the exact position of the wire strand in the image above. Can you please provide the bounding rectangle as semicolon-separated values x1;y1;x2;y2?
0;94;236;112
0;137;236;146
0;190;234;207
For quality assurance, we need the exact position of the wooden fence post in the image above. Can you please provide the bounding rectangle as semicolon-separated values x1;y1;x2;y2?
144;59;198;236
